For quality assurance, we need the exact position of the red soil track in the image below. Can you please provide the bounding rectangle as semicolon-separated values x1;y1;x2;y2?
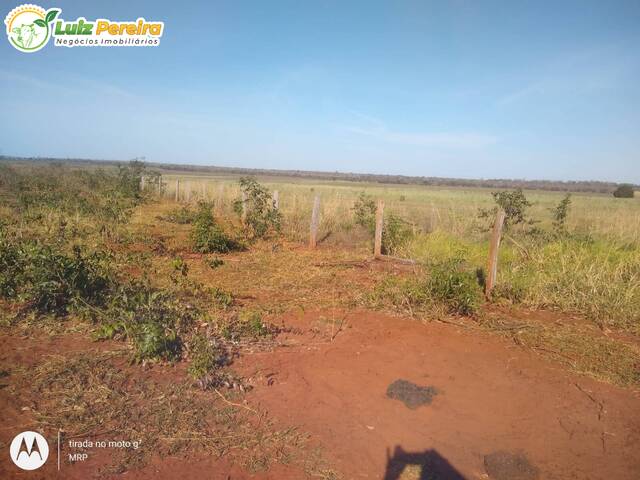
1;310;639;479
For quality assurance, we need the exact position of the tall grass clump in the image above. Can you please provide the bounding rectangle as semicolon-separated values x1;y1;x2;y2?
370;257;482;316
496;236;640;333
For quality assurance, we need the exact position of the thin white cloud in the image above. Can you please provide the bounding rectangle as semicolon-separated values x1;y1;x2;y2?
497;46;635;106
0;69;136;99
342;111;497;148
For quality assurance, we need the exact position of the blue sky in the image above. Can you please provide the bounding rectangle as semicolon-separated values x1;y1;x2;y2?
1;1;639;182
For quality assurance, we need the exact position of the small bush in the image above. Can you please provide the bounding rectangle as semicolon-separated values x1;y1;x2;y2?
27;245;113;315
613;184;635;198
187;333;229;379
94;282;197;362
352;192;376;232
171;256;189;277
116;160;145;199
382;213;413;255
206;257;224;269
190;202;241;253
0;236;113;316
211;287;233;309
370;258;482;316
352;193;412;254
221;311;273;341
427;259;481;315
234;177;282;240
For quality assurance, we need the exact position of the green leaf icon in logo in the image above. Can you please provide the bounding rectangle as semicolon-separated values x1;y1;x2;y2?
45;10;59;24
34;19;46;28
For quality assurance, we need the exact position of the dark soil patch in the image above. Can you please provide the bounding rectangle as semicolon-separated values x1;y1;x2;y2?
484;451;539;480
386;379;438;409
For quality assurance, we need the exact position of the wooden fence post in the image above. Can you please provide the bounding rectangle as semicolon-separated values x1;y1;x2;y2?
273;190;279;210
140;176;145;191
175;180;180;202
157;176;162;195
309;195;320;248
374;200;384;258
485;209;506;298
185;182;191;203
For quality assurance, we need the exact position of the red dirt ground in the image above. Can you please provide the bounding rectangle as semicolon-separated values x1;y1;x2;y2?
237;310;640;480
1;310;639;479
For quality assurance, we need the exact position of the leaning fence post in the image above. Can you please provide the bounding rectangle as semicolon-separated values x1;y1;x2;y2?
485;209;506;298
273;190;279;210
309;195;320;248
175;179;180;202
374;200;384;258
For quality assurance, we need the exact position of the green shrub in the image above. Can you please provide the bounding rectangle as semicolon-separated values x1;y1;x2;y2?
94;282;197;362
352;193;412;254
206;257;224;269
370;258;482;316
352;192;376;232
234;177;282;239
171;256;189;277
221;311;272;341
190;202;241;253
0;236;113;316
0;232;23;298
26;245;113;315
427;259;482;315
382;213;413;255
187;333;228;379
116;160;145;199
210;287;233;309
0;162;148;229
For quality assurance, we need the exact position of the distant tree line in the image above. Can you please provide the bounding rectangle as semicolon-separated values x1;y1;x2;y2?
1;155;637;194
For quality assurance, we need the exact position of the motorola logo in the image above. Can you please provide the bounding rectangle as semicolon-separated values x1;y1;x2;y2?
9;431;49;470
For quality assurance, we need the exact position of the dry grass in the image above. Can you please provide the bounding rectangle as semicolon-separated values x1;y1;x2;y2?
478;312;640;387
8;350;335;476
159;174;640;243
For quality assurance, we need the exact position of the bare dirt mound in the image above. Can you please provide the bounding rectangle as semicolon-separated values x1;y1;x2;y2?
238;310;640;480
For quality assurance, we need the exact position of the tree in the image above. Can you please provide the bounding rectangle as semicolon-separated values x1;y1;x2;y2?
613;184;635;198
478;188;533;229
551;194;572;232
